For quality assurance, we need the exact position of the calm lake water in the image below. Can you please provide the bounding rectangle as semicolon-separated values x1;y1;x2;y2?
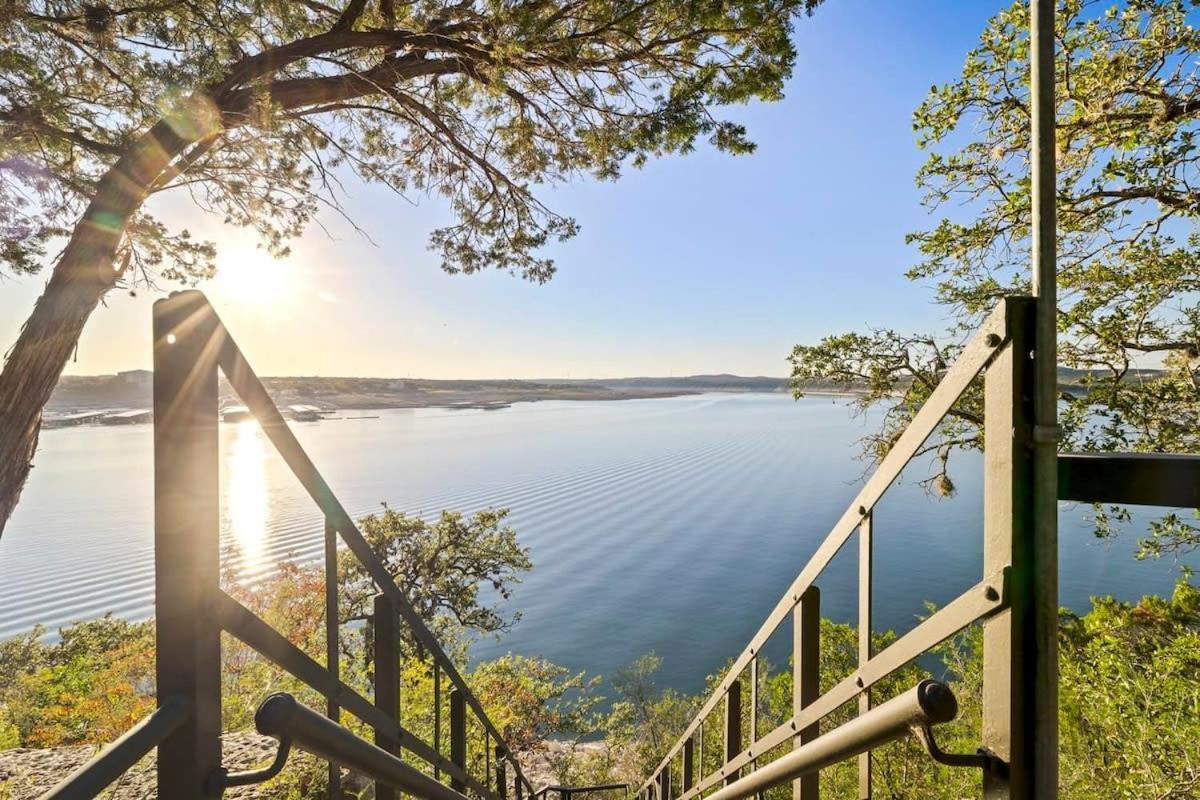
0;393;1190;693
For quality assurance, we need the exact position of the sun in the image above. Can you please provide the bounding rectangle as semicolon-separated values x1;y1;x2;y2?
212;245;293;305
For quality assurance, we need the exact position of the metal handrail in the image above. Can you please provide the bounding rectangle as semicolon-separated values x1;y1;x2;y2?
702;681;956;800
205;292;533;795
254;693;473;800
41;699;190;800
635;298;1017;800
153;290;534;797
531;783;630;800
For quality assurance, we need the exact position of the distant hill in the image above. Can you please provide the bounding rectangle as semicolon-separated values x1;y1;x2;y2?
45;367;1164;414
46;372;793;413
549;374;791;392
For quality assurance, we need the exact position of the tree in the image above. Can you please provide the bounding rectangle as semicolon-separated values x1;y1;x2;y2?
0;0;825;535
789;0;1200;547
342;504;532;642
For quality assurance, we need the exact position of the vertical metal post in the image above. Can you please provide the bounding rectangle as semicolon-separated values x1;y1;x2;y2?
683;736;695;793
496;746;507;800
750;657;759;744
793;587;819;800
659;767;671;800
857;516;872;800
983;297;1038;799
1029;0;1060;796
450;689;467;793
325;518;341;800
374;594;400;800
750;658;762;800
153;291;222;798
724;680;742;787
434;662;442;780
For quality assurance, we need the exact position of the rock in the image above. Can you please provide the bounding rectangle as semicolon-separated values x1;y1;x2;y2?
0;735;612;798
0;732;347;799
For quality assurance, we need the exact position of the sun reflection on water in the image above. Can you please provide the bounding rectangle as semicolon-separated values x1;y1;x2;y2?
227;419;268;573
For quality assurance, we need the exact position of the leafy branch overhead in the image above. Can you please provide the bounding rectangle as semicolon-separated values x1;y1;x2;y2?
790;0;1200;549
2;0;823;285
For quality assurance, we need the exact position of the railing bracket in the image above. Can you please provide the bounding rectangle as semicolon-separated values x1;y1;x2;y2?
911;722;1006;776
205;736;292;794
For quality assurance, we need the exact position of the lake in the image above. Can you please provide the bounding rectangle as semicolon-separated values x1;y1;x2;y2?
0;393;1190;694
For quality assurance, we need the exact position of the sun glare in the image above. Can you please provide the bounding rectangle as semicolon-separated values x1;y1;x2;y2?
227;419;269;573
213;245;293;306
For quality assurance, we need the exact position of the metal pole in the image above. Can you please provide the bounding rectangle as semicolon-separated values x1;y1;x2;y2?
793;587;819;800
153;291;222;799
857;516;873;800
1029;0;1060;797
982;297;1037;800
496;746;507;800
450;689;467;794
375;594;401;800
683;736;695;793
434;662;442;780
257;694;471;800
702;681;957;800
724;680;742;787
326;518;341;800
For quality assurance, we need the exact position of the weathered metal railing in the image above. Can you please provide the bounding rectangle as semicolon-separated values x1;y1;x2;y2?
46;290;541;799
156;289;543;798
637;296;1048;800
254;692;478;800
42;700;190;799
529;782;630;800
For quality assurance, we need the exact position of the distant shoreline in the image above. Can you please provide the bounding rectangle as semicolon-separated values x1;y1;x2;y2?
43;387;868;429
45;372;868;427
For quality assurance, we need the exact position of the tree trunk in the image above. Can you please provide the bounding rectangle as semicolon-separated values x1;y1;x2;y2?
0;119;197;537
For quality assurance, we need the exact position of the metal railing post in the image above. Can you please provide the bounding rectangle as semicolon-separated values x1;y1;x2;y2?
1029;0;1061;794
496;746;507;800
793;587;819;800
857;516;872;799
659;767;670;800
450;689;467;793
375;594;401;800
724;680;742;787
153;291;222;798
983;297;1037;799
326;518;341;799
683;736;695;793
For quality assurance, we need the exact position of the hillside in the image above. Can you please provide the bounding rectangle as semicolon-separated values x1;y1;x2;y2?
45;372;797;414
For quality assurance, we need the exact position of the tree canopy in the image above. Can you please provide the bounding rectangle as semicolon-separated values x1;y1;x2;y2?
790;0;1200;547
0;0;825;534
3;0;822;283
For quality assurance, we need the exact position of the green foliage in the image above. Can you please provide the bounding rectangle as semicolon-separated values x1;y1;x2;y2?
789;0;1200;549
345;505;532;640
2;0;825;285
1058;580;1200;798
0;505;552;749
588;583;1200;799
0;616;155;748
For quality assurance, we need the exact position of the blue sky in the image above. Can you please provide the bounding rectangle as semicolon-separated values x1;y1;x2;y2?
1;0;1007;379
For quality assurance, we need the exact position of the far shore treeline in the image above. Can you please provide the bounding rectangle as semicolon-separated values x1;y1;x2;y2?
45;368;1159;416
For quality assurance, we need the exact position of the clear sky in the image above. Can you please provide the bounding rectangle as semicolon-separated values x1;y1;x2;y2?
0;0;1006;379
